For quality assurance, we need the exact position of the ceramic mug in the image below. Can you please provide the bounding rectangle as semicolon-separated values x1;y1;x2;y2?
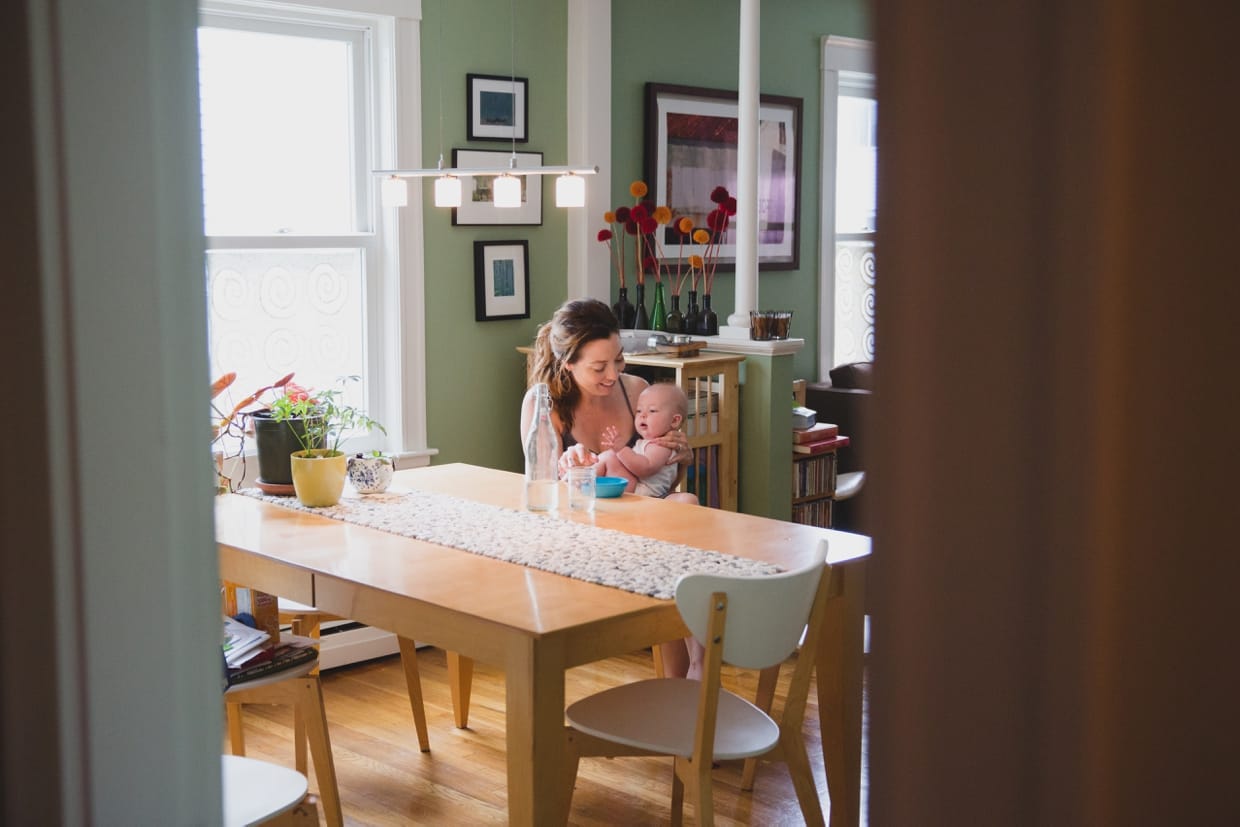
346;453;395;494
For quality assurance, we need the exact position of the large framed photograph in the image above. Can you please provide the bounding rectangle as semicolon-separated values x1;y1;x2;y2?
473;240;530;322
467;73;528;142
644;82;802;270
452;149;544;226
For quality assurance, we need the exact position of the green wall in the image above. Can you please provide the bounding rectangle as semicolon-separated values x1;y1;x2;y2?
611;0;869;381
421;0;568;471
423;0;868;470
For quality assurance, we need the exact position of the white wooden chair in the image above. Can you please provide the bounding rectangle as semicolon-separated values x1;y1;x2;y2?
222;754;317;826
224;657;342;827
565;540;832;826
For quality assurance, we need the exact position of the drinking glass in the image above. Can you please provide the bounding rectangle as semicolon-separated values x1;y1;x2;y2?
566;465;597;513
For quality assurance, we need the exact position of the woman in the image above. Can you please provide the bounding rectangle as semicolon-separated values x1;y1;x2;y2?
520;298;702;678
521;298;695;488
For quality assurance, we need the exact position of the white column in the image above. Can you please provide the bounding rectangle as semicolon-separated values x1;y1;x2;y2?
567;0;611;303
724;0;761;335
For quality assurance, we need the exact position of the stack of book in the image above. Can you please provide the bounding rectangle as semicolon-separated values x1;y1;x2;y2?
223;615;318;687
792;422;849;454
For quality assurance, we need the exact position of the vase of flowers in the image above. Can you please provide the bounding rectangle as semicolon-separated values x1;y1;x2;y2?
693;186;737;337
598;180;673;330
612;286;635;328
633;283;649;329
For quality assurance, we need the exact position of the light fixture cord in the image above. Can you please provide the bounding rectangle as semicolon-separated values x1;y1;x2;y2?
437;1;446;169
509;0;517;168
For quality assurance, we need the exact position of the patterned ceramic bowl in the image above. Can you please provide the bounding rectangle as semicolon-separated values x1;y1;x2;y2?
346;454;394;494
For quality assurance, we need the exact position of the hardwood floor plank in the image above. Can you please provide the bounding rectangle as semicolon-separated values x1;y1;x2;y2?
227;646;865;825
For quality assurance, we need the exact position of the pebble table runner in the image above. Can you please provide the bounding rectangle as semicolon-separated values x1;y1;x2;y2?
240;488;778;600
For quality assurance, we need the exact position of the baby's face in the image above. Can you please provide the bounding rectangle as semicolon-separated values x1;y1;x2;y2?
634;387;683;439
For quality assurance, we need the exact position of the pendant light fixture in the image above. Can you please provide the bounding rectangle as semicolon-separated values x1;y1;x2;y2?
376;0;595;208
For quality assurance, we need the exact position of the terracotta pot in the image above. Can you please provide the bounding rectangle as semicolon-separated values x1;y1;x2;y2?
290;450;347;507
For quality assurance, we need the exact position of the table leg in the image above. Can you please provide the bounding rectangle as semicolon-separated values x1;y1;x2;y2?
448;651;473;728
818;561;866;827
505;636;568;826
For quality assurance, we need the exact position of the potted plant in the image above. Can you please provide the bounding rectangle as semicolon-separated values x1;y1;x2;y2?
211;371;300;493
268;376;386;507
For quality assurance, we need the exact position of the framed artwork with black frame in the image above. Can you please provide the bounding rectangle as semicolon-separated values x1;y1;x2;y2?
644;82;802;270
467;72;528;142
473;240;530;322
452;148;544;226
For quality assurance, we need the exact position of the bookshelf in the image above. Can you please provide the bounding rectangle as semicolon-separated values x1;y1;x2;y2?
791;447;839;528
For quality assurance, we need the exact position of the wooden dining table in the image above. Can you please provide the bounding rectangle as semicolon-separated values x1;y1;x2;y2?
215;462;870;825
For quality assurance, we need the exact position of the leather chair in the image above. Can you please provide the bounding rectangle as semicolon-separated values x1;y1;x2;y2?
805;361;873;533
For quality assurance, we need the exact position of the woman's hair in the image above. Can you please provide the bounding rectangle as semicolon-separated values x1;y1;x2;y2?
530;298;620;433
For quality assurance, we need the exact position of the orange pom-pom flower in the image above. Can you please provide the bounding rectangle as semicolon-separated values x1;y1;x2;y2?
692;229;710;244
653;205;672;224
677;217;694;234
629;181;648;198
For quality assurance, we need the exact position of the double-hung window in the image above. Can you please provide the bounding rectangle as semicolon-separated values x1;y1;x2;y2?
818;36;876;376
198;1;424;458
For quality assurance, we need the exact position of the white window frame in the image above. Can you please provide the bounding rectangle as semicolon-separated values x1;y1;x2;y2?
817;35;875;382
199;0;431;464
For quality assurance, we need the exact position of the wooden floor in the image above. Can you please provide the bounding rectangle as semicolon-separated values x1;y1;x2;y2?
229;646;869;825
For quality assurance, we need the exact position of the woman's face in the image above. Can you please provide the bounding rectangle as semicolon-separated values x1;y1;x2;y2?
566;334;625;398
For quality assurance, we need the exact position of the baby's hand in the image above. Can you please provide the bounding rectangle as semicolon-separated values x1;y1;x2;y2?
601;425;622;451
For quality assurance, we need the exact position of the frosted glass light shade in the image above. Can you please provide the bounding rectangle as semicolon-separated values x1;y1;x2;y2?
434;175;462;208
380;176;408;207
555;173;585;208
493;173;522;208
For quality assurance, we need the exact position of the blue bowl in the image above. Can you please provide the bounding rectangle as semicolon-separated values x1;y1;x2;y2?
594;476;628;498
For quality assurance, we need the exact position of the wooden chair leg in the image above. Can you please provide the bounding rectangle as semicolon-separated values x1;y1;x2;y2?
396;636;431;752
226;702;246;755
447;651;473;729
781;729;826;826
742;663;781;789
670;757;686;827
297;677;343;827
563;728;583;818
651;643;666;678
293;706;308;774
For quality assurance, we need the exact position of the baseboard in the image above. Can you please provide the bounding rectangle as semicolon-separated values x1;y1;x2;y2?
317;622;402;670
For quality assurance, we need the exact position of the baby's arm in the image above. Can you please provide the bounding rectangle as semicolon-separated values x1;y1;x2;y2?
595;425;639;491
611;439;676;480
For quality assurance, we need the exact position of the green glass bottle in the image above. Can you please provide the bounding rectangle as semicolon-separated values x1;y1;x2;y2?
651;281;667;331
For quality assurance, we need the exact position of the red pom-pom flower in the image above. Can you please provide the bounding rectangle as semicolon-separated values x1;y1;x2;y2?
597;229;613;242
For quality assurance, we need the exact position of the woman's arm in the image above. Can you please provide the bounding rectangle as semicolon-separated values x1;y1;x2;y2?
647;430;692;465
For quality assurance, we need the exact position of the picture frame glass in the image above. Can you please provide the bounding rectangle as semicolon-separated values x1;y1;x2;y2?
452;149;543;226
474;240;529;321
467;73;528;142
646;84;802;270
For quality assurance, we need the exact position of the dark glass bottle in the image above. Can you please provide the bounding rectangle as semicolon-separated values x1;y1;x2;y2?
613;287;636;328
651;281;667;331
634;282;650;330
698;293;719;336
683;290;700;337
665;294;684;334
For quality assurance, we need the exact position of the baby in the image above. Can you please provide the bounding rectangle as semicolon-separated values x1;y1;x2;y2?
595;382;688;497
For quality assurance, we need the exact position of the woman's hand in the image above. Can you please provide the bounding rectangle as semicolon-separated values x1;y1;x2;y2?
557;443;599;478
649;429;692;465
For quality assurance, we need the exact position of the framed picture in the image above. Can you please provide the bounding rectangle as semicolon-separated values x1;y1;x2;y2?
644;82;802;270
452;149;544;226
467;73;528;142
473;240;530;322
